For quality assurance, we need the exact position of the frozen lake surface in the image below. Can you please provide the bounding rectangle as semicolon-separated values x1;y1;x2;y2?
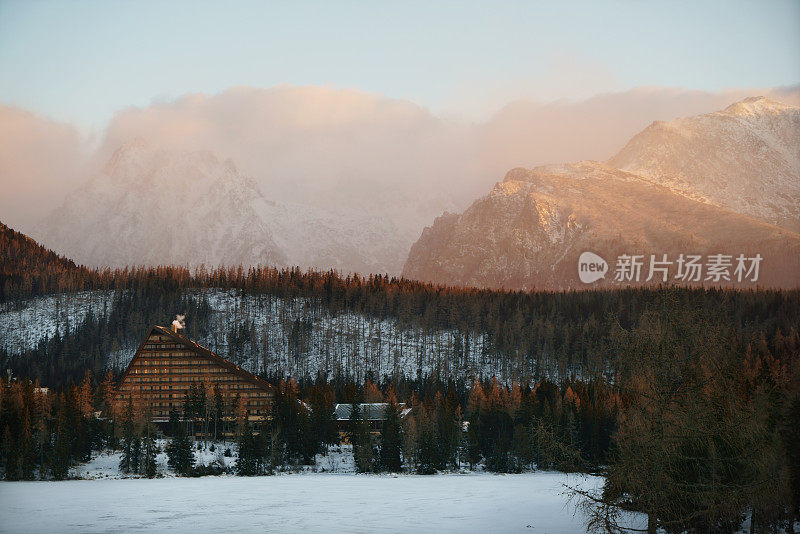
0;472;628;533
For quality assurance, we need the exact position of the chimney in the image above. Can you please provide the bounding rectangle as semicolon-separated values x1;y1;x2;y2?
171;314;185;333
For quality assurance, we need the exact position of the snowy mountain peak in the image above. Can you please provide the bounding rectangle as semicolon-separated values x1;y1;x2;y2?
102;140;226;190
608;96;800;232
34;142;286;269
403;98;800;290
503;167;534;182
719;96;797;117
33;141;408;274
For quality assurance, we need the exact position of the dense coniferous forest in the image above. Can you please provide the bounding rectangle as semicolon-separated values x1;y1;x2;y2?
2;221;799;531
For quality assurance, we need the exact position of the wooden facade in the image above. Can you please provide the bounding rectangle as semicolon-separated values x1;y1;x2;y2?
113;325;273;425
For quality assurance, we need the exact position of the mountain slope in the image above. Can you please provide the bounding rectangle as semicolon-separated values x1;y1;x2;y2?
608;96;800;232
403;97;800;290
403;163;800;290
33;140;286;269
0;220;94;300
32;141;406;273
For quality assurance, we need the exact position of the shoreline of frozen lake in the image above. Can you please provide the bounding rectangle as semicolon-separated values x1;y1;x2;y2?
0;472;645;533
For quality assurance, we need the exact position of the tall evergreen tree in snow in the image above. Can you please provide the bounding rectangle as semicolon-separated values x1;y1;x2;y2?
309;382;337;455
118;397;137;474
49;399;72;480
235;422;258;476
511;424;533;473
130;433;142;475
379;389;402;472
213;383;224;441
349;401;374;473
415;403;438;475
166;409;194;476
142;412;157;478
434;392;460;470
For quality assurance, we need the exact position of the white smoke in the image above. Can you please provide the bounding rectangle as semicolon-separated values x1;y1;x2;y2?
172;314;185;330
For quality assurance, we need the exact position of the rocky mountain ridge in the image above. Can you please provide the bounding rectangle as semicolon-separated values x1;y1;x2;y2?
32;141;406;274
403;98;800;289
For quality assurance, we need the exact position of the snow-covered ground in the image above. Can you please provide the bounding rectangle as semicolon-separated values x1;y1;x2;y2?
70;440;238;479
1;472;642;533
69;441;357;479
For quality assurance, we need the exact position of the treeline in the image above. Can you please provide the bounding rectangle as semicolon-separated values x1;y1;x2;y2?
3;218;799;388
0;221;96;300
0;371;615;480
0;373;115;480
4;275;799;391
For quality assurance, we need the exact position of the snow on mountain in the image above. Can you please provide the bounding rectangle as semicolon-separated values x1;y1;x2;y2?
403;98;800;290
253;198;406;275
608;96;800;232
31;141;405;274
402;161;800;290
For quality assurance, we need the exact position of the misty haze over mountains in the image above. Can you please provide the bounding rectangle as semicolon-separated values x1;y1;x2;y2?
33;140;409;274
3;89;800;288
403;96;800;289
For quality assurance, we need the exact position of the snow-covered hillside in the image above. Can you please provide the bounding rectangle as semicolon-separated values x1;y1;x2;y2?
2;289;541;383
0;291;114;354
200;289;500;381
608;96;800;232
31;141;408;275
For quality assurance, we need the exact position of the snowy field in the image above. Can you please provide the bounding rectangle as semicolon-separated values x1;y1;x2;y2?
0;472;636;533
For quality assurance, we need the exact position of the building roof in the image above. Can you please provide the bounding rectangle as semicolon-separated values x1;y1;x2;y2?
117;325;272;391
334;403;407;421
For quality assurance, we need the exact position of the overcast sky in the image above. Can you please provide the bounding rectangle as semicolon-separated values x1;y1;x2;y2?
1;0;799;131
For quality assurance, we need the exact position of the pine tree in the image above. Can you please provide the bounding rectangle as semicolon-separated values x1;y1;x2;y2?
130;434;142;475
50;402;71;480
347;401;362;446
118;397;136;474
466;381;485;469
235;422;257;476
349;401;374;473
434;392;459;470
416;403;438;475
17;411;35;479
379;389;402;472
213;383;224;441
99;371;117;448
309;382;337;455
77;371;94;418
142;416;157;478
166;410;194;475
511;424;533;472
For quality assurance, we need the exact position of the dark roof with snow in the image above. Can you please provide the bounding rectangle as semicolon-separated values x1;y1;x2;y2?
334;403;407;421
